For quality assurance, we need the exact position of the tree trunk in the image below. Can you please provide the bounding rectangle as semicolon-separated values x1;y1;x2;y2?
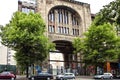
26;65;29;78
95;65;97;75
106;61;111;72
32;64;34;75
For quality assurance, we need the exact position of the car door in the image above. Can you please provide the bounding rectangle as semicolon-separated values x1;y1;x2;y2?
65;73;73;79
104;73;110;79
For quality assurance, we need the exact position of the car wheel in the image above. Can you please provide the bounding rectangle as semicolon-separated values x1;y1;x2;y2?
73;77;75;80
60;78;63;80
101;77;104;80
11;77;15;80
31;77;34;80
47;77;50;80
110;76;113;79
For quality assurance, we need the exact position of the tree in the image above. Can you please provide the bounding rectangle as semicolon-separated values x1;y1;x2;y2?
85;24;119;62
90;0;120;73
73;23;120;74
72;38;85;54
0;11;55;77
93;0;120;34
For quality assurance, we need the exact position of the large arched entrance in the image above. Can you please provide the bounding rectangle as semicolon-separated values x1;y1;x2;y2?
46;2;89;75
49;40;78;75
47;5;82;75
36;0;92;75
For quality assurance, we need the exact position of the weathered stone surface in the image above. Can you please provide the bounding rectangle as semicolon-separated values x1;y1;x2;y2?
37;0;91;42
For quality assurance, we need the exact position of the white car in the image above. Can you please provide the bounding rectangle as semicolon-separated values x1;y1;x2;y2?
94;73;113;79
56;73;75;80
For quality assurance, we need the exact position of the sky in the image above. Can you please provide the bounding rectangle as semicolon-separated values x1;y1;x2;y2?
0;0;18;26
76;0;115;14
0;0;115;25
0;0;35;26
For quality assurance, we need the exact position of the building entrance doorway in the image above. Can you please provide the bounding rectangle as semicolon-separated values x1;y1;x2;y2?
49;40;78;75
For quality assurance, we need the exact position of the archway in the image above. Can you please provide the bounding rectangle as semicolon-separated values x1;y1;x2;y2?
49;40;78;75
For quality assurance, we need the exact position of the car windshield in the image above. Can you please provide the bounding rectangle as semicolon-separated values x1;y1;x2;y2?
104;73;111;75
1;72;10;75
39;72;47;74
38;72;51;75
64;73;73;76
58;73;64;75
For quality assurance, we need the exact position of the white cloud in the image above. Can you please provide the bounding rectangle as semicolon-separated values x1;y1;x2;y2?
0;0;18;26
76;0;114;14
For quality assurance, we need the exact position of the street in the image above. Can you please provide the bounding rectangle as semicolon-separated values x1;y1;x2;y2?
16;75;94;80
16;75;120;80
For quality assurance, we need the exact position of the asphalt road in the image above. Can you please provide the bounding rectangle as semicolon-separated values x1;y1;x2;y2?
16;75;120;80
16;75;94;80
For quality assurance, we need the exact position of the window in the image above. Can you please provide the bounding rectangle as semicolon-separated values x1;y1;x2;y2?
72;15;79;26
31;9;35;13
61;27;63;33
22;7;35;13
64;27;66;34
48;8;80;35
58;26;61;33
8;55;11;58
66;28;69;34
8;59;11;62
66;12;69;24
48;25;55;32
64;11;69;24
48;11;55;22
72;29;79;35
8;52;11;55
58;27;69;34
58;10;60;23
58;9;63;23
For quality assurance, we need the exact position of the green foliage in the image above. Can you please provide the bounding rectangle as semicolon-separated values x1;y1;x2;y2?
73;23;120;65
93;0;120;33
84;23;120;64
0;11;55;67
72;0;120;70
72;37;85;54
90;0;120;64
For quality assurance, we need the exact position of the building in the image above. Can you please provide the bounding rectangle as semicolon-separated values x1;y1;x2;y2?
36;0;92;75
18;0;36;13
0;0;92;75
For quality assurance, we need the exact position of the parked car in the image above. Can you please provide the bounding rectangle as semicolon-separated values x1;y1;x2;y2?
0;71;16;80
113;74;120;79
56;72;75;80
29;72;53;80
94;72;113;79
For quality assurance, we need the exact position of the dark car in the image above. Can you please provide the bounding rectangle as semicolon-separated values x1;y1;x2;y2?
113;74;120;79
0;71;16;80
29;72;53;80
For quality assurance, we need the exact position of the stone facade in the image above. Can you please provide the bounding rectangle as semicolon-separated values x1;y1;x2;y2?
0;0;92;74
37;0;91;42
36;0;92;75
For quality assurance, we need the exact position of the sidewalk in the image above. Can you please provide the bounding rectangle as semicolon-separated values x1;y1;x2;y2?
16;75;94;80
16;75;28;80
76;75;94;79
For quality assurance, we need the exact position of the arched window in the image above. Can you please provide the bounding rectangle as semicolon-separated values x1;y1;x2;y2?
48;6;80;36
